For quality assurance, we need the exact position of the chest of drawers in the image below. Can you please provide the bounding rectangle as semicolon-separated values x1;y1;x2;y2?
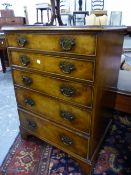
3;26;125;174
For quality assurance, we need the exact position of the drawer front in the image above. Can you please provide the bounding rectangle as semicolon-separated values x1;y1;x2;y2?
13;69;93;108
19;109;89;159
10;51;95;82
6;33;96;56
15;87;91;134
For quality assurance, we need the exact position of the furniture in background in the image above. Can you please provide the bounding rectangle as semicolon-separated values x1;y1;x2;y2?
36;3;51;24
111;70;131;114
74;0;87;11
0;9;25;73
23;6;29;25
73;0;88;26
107;27;131;114
91;0;104;10
73;11;89;25
49;0;64;25
116;30;131;113
0;32;7;73
106;70;131;114
60;13;72;26
0;9;26;27
3;26;125;174
90;0;107;26
60;0;72;26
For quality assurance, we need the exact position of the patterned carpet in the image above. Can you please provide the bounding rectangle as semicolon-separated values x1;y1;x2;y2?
0;111;131;175
93;111;131;175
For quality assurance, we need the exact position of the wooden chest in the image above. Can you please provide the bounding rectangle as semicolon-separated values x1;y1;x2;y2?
0;17;25;27
3;26;125;174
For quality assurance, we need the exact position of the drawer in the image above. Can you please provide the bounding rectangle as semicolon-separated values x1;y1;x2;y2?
13;69;93;108
10;51;95;82
15;87;91;134
19;109;89;159
6;33;96;56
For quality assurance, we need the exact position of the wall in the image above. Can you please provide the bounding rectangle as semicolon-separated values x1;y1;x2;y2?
104;0;131;26
0;0;131;25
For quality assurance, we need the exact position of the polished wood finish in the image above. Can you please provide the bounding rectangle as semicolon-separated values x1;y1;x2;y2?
6;33;96;56
15;87;91;134
3;26;125;174
19;109;89;159
10;51;95;82
12;69;93;108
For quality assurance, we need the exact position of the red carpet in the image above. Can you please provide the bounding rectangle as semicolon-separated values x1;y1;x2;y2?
0;112;131;175
0;134;52;175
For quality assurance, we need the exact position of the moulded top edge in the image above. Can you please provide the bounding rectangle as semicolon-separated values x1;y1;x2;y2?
1;25;127;32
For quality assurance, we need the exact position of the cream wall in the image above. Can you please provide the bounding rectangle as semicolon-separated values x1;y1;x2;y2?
0;0;131;25
104;0;131;25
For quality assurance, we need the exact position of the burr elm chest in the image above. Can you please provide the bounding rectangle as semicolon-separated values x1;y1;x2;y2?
3;26;125;174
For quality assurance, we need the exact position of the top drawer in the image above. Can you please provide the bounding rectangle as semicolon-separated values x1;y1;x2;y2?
6;33;97;56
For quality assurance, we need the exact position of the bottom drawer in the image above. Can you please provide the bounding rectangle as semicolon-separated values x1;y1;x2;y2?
19;109;89;159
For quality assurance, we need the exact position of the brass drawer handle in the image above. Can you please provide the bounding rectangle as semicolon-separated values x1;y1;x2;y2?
60;38;75;51
60;85;75;97
60;110;75;121
60;135;73;145
22;76;32;85
27;120;37;129
20;55;30;66
17;36;27;47
59;61;76;74
24;98;35;106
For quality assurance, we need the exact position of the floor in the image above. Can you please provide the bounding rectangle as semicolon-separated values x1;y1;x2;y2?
0;70;19;166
